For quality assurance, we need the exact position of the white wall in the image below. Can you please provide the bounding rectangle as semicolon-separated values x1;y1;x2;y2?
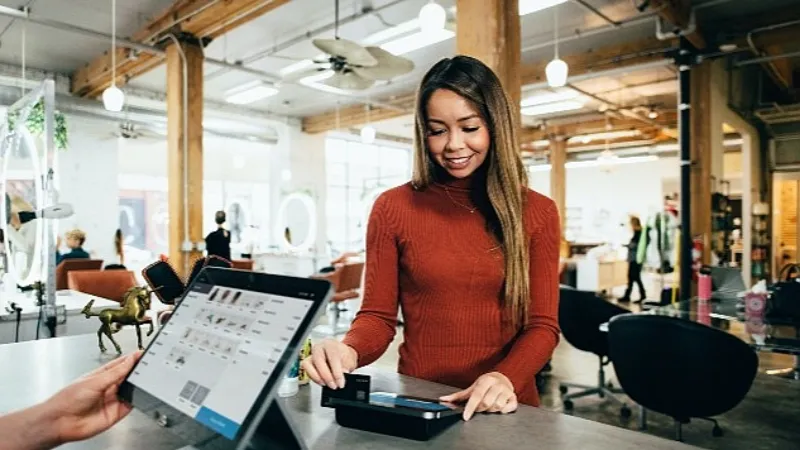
530;157;678;243
57;116;119;262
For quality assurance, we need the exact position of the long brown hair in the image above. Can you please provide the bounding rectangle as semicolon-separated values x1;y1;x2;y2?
114;228;125;264
630;216;642;232
412;56;530;329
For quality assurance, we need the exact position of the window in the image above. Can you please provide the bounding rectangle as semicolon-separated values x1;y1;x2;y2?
325;136;411;254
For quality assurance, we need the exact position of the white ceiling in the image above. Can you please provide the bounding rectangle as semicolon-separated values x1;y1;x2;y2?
0;0;663;121
0;0;174;72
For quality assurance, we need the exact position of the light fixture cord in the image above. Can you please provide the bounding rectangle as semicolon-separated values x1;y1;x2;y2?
554;6;559;59
334;0;339;39
111;0;116;87
335;100;340;130
365;95;371;126
20;10;26;95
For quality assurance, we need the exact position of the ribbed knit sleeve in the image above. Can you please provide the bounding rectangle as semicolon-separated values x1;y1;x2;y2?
341;193;400;367
494;197;561;394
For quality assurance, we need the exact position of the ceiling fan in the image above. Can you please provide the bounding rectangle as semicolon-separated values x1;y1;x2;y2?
282;0;414;90
104;122;164;142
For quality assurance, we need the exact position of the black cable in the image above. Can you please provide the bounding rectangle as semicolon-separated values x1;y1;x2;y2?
14;307;21;343
35;302;42;340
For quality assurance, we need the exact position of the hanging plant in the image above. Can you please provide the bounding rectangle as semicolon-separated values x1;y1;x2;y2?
7;99;69;150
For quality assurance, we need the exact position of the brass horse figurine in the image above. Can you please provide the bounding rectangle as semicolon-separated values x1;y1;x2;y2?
81;286;157;354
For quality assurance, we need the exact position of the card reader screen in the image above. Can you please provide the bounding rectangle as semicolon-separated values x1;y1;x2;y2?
369;392;453;412
126;282;314;440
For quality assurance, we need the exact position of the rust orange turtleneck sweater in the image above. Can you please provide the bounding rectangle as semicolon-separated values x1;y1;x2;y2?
341;175;561;406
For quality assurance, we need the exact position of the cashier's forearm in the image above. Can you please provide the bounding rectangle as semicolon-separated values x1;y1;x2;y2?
0;403;61;450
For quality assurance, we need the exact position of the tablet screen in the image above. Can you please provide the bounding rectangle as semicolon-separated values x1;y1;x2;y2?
124;280;314;440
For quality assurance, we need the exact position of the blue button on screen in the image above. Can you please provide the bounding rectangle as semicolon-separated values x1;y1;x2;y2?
195;406;240;439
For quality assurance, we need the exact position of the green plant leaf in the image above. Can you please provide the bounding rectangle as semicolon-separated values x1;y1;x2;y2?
7;99;68;150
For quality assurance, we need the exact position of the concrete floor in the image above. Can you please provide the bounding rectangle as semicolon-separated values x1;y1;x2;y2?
313;275;800;450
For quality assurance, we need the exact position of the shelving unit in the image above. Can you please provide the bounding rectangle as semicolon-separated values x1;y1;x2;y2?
752;202;770;281
711;180;734;266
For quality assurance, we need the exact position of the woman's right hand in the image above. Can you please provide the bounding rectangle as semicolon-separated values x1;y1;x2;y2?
301;339;358;389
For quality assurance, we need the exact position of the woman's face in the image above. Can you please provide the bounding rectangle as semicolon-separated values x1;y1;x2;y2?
425;89;490;179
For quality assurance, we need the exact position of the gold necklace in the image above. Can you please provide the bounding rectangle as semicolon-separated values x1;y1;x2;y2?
444;186;476;214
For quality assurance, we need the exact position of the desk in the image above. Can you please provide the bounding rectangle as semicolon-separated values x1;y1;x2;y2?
0;333;695;450
252;252;319;277
576;258;628;294
0;290;120;344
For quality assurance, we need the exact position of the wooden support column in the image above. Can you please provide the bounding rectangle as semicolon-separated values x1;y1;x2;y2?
690;60;712;265
167;36;204;277
549;136;569;256
455;0;521;125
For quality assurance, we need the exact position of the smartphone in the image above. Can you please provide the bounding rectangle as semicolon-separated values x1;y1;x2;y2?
142;260;186;305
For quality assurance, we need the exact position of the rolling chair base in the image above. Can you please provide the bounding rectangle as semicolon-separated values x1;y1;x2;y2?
559;356;631;419
673;417;724;441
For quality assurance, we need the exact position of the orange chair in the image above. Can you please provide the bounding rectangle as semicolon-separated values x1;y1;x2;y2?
56;259;103;290
68;270;154;324
67;270;137;304
334;262;364;302
311;262;364;335
231;259;254;271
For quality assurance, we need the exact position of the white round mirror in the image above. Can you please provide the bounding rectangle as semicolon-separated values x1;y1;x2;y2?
1;126;45;285
275;192;316;252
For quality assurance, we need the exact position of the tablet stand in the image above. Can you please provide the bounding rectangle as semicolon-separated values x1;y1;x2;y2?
185;399;306;450
250;399;306;450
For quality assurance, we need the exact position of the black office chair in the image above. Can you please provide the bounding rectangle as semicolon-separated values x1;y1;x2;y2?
608;314;758;441
558;287;631;417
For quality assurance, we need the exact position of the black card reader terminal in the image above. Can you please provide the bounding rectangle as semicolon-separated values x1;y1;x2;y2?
321;373;462;441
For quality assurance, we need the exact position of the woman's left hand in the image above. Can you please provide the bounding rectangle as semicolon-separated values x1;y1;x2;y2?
49;351;142;443
439;372;518;421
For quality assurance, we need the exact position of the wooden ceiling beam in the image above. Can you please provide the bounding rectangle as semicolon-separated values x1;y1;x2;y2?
301;94;416;134
520;36;677;86
519;111;678;143
302;37;678;134
647;0;706;49
71;0;291;98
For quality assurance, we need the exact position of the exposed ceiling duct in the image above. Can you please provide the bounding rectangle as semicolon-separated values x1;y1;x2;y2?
0;85;279;145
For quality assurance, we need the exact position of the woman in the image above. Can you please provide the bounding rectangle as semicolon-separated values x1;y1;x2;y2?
302;56;561;420
205;210;231;261
114;228;125;266
619;215;646;303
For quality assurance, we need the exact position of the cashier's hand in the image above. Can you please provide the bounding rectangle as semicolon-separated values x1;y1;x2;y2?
439;372;517;421
47;351;142;443
302;339;358;390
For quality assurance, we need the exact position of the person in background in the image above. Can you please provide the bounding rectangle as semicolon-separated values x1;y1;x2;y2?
302;56;561;421
56;229;90;265
205;210;231;261
114;229;125;266
104;228;127;270
0;352;141;450
619;215;646;303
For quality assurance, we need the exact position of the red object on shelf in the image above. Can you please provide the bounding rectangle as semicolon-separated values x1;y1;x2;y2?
692;236;704;281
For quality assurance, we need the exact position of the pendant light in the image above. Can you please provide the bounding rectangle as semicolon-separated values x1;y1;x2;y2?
545;6;568;88
419;0;446;33
102;0;125;112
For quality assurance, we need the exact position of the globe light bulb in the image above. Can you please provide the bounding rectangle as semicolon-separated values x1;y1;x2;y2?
418;1;446;33
102;84;125;112
360;126;376;144
546;58;569;88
